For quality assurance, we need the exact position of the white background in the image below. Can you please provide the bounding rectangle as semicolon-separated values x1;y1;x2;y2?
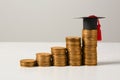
0;0;120;42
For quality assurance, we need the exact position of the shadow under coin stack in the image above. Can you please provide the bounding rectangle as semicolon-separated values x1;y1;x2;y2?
66;36;82;66
82;30;97;65
51;47;67;66
20;59;36;67
36;53;52;66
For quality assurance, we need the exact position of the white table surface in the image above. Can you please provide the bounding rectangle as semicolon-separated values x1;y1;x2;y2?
0;42;120;80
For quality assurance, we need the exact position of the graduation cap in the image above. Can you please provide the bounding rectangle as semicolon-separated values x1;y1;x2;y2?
75;15;105;41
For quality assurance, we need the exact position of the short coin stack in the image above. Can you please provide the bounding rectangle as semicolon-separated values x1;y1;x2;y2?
51;47;67;66
36;53;52;66
82;30;97;65
66;36;82;66
20;59;36;67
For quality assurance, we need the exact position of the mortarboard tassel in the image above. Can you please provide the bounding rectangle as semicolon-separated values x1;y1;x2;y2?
89;15;102;41
97;19;102;41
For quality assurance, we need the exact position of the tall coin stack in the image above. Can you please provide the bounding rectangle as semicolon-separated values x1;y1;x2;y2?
36;53;52;66
82;30;97;65
51;47;67;66
66;36;82;66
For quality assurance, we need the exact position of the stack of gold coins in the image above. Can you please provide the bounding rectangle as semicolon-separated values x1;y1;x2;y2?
66;36;82;66
36;53;52;66
20;59;36;67
51;47;67;66
82;30;97;65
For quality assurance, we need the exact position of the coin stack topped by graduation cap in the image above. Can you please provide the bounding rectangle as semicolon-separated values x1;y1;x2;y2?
51;46;67;66
77;15;104;65
82;29;97;65
66;36;82;66
36;53;52;66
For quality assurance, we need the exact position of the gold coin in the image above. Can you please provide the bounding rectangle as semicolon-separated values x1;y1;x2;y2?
82;34;97;37
20;59;35;63
83;47;97;51
69;56;82;59
69;64;81;66
69;62;82;66
66;45;81;49
82;45;97;49
20;63;36;67
83;53;97;57
83;39;97;42
69;57;82;61
84;57;97;60
37;63;51;67
53;55;66;58
69;60;81;63
37;59;51;63
82;43;97;47
51;46;66;55
51;51;66;55
53;64;66;66
83;37;97;41
36;57;51;61
84;51;97;54
69;58;81;61
84;59;97;63
37;61;51;64
66;42;81;45
66;43;81;47
51;46;66;50
69;54;81;57
67;47;81;52
53;59;67;62
83;42;97;46
82;30;97;34
66;36;81;42
68;51;81;55
53;61;66;64
83;51;97;54
51;46;66;51
36;53;51;57
82;34;97;38
84;63;97;66
66;41;81;45
20;59;36;67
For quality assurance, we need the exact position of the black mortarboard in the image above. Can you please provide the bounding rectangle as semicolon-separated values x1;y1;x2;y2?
75;16;105;30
